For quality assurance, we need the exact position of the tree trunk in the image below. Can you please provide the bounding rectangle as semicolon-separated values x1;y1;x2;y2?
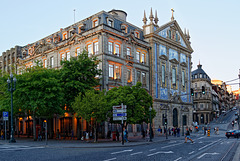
27;113;30;138
33;113;37;141
77;117;81;140
94;122;97;142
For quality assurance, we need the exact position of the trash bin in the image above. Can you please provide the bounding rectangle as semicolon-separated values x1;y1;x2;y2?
112;131;116;141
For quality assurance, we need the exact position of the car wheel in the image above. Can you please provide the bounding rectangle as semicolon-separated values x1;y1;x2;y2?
227;136;229;139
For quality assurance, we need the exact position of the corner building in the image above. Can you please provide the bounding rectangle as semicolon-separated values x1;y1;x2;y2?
1;9;193;137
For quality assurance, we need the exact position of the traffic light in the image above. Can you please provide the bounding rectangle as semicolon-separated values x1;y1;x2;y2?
202;86;205;95
164;118;167;125
191;88;194;96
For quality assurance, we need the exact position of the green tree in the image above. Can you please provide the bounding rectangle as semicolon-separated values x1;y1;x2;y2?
72;89;109;142
106;82;156;125
14;65;64;140
60;49;101;139
0;74;12;113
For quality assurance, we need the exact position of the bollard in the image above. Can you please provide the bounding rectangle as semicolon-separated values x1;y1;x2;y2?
207;129;210;137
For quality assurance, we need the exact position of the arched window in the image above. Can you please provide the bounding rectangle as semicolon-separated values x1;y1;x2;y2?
173;108;178;127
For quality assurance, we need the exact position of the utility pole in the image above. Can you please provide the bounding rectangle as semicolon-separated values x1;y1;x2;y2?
238;69;240;130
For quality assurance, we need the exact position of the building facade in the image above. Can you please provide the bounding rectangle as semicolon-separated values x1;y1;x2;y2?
1;9;194;137
192;64;213;124
142;10;194;130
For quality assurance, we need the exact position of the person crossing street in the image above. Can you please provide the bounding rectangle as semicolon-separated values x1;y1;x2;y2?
185;127;194;143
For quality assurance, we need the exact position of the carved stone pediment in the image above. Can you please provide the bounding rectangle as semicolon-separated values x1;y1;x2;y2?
169;58;179;64
159;55;168;60
180;62;187;67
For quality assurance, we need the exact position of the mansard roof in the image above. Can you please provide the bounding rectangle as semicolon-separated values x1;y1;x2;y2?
192;64;211;81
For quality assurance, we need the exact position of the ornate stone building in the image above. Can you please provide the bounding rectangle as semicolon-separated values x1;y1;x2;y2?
1;9;194;136
142;9;194;130
192;64;213;124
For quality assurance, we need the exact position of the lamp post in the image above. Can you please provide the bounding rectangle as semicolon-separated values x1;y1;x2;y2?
7;73;17;143
149;107;152;142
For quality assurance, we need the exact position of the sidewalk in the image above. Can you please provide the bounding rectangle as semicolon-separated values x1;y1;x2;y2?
0;134;188;148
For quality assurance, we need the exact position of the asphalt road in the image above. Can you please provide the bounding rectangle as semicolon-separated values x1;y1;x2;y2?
0;109;239;161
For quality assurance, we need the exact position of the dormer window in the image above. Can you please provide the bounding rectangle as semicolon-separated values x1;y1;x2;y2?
62;32;68;40
134;31;140;38
121;24;128;33
92;18;98;27
107;18;114;27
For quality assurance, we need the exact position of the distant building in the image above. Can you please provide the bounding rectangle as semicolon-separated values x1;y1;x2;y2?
192;63;213;124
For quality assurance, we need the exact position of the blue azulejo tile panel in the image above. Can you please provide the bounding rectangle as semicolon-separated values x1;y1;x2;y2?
170;89;178;97
158;27;169;38
179;35;187;47
181;92;188;102
159;45;167;56
160;88;168;100
180;53;186;63
169;49;178;61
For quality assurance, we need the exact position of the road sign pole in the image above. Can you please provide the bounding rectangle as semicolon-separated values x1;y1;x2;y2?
121;103;124;145
5;121;6;141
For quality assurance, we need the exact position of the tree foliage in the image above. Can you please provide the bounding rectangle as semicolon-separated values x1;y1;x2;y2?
14;65;64;118
60;50;102;109
106;82;156;124
72;89;109;142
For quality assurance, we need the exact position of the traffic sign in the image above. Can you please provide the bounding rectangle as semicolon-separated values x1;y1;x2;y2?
113;113;127;117
113;116;127;121
3;112;8;121
112;105;127;109
113;109;127;113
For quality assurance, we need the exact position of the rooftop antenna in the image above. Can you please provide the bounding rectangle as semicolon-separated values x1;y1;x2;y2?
73;9;76;23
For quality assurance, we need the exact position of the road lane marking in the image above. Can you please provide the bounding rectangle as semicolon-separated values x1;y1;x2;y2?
147;151;173;156
0;146;44;151
189;151;195;154
111;149;133;154
161;142;182;149
130;152;143;156
174;157;182;161
198;139;221;151
103;158;116;161
197;137;204;140
149;148;156;151
197;152;219;159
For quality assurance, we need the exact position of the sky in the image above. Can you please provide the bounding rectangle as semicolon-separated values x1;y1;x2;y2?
1;0;240;90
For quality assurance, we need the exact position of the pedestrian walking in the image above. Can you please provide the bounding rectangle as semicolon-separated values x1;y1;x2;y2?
158;126;161;136
71;129;74;140
86;132;89;142
1;129;4;140
177;127;180;137
185;127;194;143
116;130;120;141
124;129;128;142
38;131;42;141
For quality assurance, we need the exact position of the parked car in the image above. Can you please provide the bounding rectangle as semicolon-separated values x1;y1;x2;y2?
233;107;237;110
226;130;240;138
235;112;238;116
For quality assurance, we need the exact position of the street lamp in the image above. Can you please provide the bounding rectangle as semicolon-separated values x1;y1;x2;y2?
149;107;152;142
7;73;17;143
